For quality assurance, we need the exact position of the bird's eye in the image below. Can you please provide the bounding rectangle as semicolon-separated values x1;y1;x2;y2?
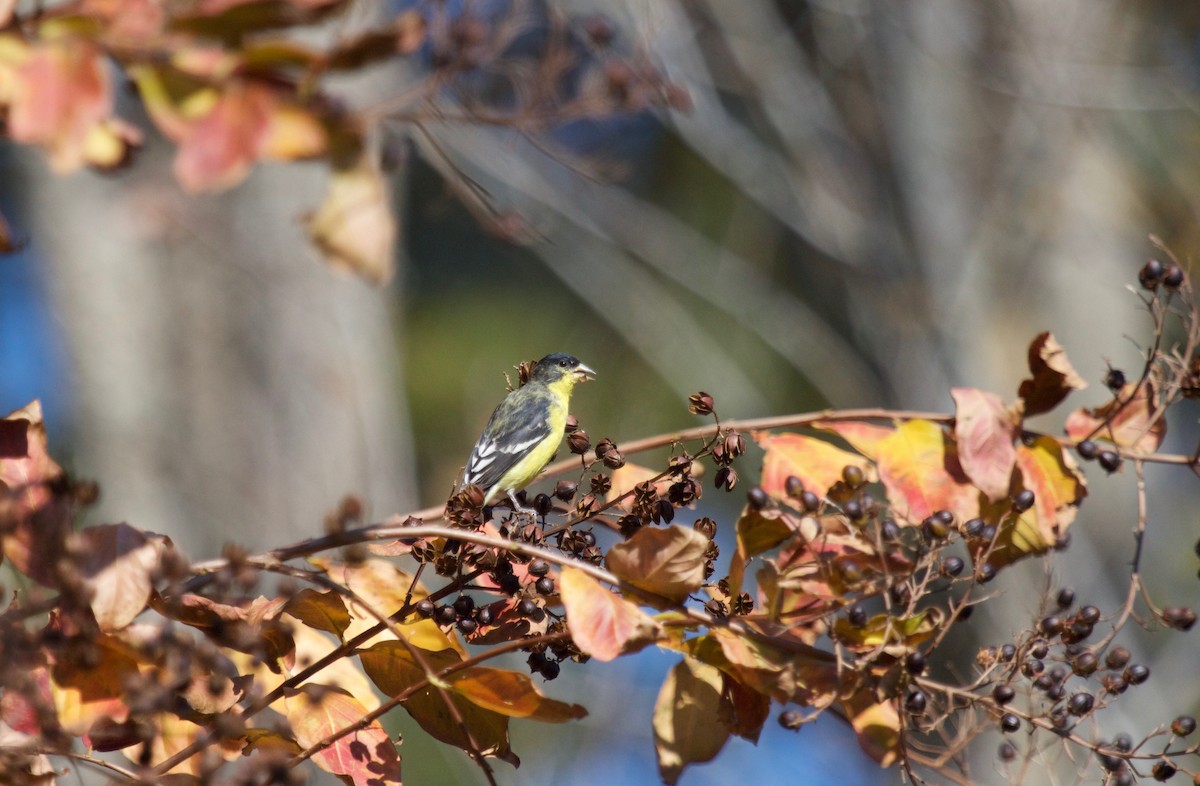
560;359;569;367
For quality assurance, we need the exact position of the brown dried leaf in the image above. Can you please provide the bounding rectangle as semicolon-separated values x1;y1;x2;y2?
447;667;587;722
306;159;396;284
559;567;661;662
1064;379;1165;453
605;524;708;604
653;658;730;785
951;387;1019;501
726;506;798;598
76;523;170;631
1018;331;1087;415
282;588;351;638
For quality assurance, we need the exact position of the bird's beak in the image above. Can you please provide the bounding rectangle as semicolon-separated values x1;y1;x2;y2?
574;363;596;382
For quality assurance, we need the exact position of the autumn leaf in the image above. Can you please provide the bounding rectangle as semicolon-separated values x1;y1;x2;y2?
951;387;1018;501
6;38;115;173
359;641;518;764
756;432;876;500
283;588;352;639
726;506;799;598
606;524;709;604
842;689;901;767
832;609;942;655
0;720;56;785
607;462;669;512
813;420;896;458
150;593;295;669
683;629;837;706
283;686;402;786
983;435;1086;569
75;523;171;631
559;567;661;662
653;658;731;785
50;637;139;734
306;158;397;285
0;207;23;253
720;672;770;743
1065;379;1165;453
873;419;981;525
447;667;587;722
1018;331;1087;416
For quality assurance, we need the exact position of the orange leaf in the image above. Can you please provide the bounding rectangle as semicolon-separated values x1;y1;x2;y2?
1018;331;1087;416
447;667;587;722
0;401;71;583
757;432;875;500
358;641;516;764
559;567;661;662
1064;379;1165;453
653;658;730;785
984;435;1086;568
813;420;895;457
306;159;396;284
873;419;980;525
76;523;171;631
605;524;708;604
283;686;401;786
50;636;139;734
951;387;1018;501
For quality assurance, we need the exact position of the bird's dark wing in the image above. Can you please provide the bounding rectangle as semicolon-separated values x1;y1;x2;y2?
463;385;554;493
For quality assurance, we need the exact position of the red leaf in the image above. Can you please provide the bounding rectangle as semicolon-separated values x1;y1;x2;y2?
559;567;661;662
282;686;401;786
951;387;1018;501
1065;379;1165;453
173;81;273;192
1018;332;1087;416
8;39;113;172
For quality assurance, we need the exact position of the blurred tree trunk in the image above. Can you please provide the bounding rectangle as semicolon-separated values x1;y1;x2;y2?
23;142;415;555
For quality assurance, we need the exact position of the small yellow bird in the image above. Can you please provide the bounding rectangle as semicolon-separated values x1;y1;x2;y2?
462;353;595;507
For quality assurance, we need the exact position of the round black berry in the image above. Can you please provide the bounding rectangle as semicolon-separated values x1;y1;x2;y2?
1056;588;1076;608
1067;692;1094;716
1012;489;1035;512
843;499;863;521
453;595;475;616
847;604;867;627
1104;368;1127;391
993;684;1015;705
1000;713;1021;733
905;651;926;675
540;660;561;680
517;598;539;617
1151;760;1177;781
785;476;804;498
1105;647;1131;669
1124;664;1150;685
963;518;984;538
1098;450;1122;473
1163;264;1185;290
535;577;555;595
1076;440;1098;460
842;465;865;488
529;560;550;577
879;519;900;541
904;689;927;714
977;563;997;583
415;599;436;618
940;556;965;578
801;490;821;512
1140;258;1165;289
747;486;769;510
1171;715;1196;737
475;607;494;626
456;618;478;635
435;605;457;625
998;742;1016;761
